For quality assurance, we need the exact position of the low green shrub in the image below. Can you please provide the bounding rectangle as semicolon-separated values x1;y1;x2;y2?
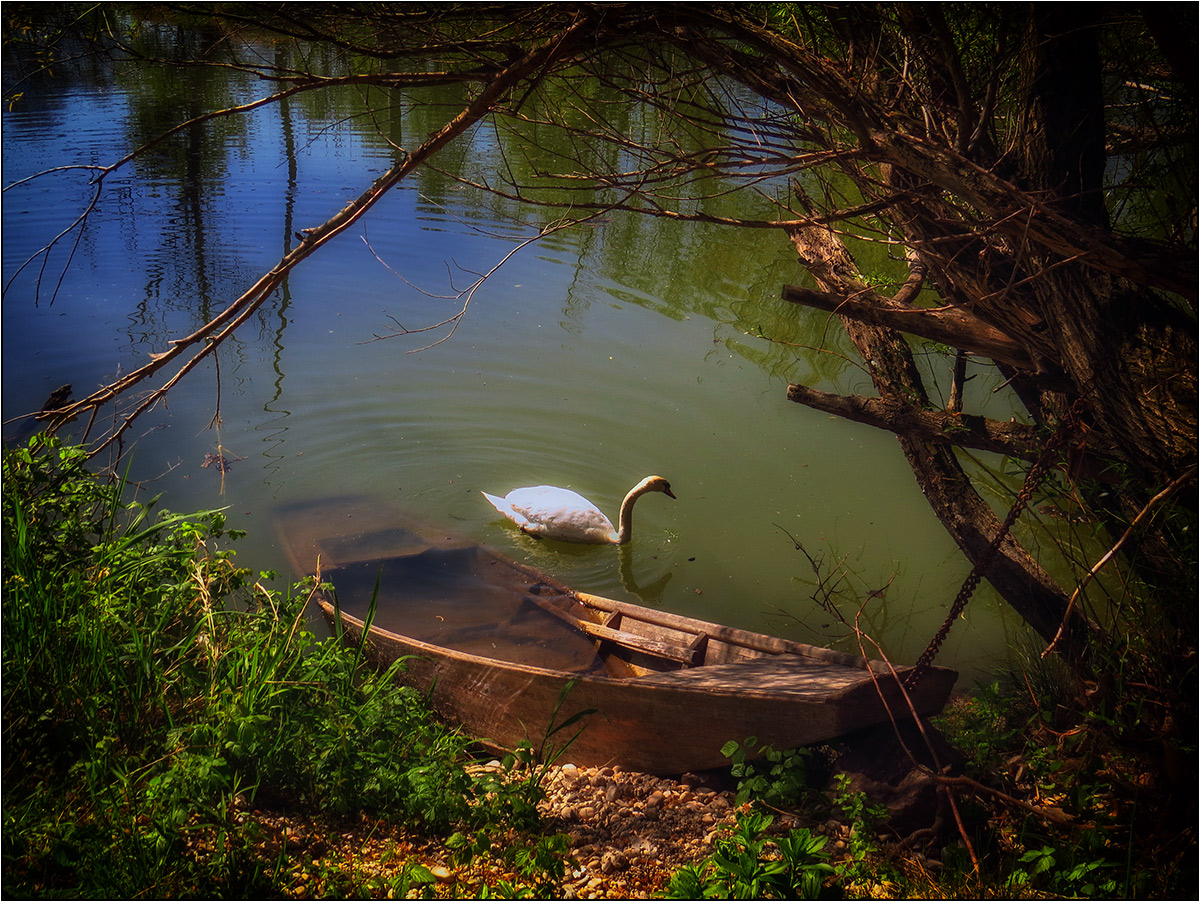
722;736;814;807
664;810;835;900
931;679;1187;899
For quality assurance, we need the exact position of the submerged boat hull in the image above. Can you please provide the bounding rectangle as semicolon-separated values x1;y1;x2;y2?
320;596;956;774
279;496;957;775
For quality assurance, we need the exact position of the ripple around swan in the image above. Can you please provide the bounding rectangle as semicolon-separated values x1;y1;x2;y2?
282;365;686;504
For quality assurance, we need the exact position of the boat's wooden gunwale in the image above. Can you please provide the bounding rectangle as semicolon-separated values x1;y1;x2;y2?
318;594;958;773
318;596;924;693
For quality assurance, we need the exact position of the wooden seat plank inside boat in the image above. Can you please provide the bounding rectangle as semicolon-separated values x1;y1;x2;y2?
317;527;455;567
575;619;703;665
635;654;885;697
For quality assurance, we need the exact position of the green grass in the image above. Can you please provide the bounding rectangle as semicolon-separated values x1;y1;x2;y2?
1;436;551;896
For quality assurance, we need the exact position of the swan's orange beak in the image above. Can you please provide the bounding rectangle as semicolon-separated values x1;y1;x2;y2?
664;486;677;499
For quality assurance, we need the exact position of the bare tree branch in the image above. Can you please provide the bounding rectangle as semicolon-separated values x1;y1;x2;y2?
780;283;1053;379
44;10;602;455
784;383;1045;460
786;220;1100;665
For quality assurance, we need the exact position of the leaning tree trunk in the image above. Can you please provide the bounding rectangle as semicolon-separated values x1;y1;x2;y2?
775;6;1196;676
1007;7;1197;632
785;221;1100;669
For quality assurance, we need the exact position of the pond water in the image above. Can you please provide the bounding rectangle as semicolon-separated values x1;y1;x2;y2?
2;40;1054;684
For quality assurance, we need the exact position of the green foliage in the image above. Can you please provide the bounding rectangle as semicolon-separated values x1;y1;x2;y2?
476;678;599;830
722;737;813;807
664;810;835;900
931;680;1186;899
446;823;569;895
511;833;571;893
831;773;889;831
1009;843;1118;898
0;437;550;897
298;851;439;900
934;680;1027;774
440;698;583;897
829;773;897;890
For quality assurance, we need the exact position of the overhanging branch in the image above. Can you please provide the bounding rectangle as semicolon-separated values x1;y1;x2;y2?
784;383;1044;460
781;283;1066;383
874;129;1198;301
43;13;599;457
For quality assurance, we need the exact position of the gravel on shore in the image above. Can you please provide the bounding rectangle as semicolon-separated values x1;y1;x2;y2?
237;760;847;898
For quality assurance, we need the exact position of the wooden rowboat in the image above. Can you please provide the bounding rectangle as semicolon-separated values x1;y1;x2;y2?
274;495;957;775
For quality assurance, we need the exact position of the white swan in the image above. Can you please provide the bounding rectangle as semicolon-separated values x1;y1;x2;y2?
482;476;675;544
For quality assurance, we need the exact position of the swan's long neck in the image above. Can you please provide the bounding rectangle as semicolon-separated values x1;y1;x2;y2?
614;480;654;544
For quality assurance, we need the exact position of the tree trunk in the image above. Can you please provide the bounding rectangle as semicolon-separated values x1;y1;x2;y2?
786;222;1099;667
1011;6;1197;486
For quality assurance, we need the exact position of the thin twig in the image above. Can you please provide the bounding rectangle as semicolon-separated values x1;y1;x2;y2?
360;215;598;351
1042;464;1198;657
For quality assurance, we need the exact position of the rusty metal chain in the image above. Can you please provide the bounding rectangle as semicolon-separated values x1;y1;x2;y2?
904;412;1078;689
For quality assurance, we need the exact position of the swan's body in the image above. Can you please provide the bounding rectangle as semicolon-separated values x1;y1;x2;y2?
482;476;675;544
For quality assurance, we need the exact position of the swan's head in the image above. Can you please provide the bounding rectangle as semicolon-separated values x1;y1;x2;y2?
638;475;676;499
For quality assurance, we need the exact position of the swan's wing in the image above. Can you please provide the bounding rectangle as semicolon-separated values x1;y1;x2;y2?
505;485;615;538
482;490;530;528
